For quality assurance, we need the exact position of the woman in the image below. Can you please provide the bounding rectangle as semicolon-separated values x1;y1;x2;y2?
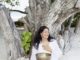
30;26;62;60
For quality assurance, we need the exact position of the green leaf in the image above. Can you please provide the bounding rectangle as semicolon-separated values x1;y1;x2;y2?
5;0;11;3
21;31;32;54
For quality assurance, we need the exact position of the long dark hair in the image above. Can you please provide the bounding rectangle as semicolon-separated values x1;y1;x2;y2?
33;26;53;49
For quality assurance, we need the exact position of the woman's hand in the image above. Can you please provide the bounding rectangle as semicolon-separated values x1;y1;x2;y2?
42;43;52;53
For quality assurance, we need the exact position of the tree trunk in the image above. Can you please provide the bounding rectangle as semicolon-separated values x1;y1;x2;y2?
28;0;50;32
42;0;79;35
26;0;80;35
0;6;23;60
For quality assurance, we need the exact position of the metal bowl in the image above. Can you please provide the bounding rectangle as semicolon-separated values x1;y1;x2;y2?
36;53;51;60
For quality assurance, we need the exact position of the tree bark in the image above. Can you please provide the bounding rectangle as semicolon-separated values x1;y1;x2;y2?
0;6;23;60
28;0;50;32
42;0;79;35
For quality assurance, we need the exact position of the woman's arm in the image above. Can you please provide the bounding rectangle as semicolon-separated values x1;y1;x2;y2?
42;44;52;53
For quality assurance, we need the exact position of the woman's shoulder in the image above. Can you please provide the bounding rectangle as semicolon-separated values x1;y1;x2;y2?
50;38;57;42
50;39;58;45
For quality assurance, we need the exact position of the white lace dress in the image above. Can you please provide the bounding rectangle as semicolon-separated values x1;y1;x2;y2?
30;39;62;60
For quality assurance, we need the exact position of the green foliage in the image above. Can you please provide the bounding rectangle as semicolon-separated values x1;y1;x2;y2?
1;0;19;6
15;21;24;27
71;12;80;27
71;19;79;27
63;18;71;28
63;20;69;27
74;12;80;18
21;31;32;55
63;12;80;28
5;0;11;3
51;0;55;4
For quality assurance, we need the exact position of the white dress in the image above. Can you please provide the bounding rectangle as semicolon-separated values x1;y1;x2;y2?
30;39;62;60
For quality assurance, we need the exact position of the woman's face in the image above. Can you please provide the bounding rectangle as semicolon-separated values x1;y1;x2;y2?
41;28;49;39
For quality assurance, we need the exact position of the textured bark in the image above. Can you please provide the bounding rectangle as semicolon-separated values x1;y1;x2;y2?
25;0;80;35
42;0;79;35
28;0;50;32
0;6;22;60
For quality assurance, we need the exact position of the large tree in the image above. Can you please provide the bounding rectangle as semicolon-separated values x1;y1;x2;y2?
28;0;80;33
0;0;80;60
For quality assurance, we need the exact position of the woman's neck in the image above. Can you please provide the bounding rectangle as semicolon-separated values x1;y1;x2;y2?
41;38;48;43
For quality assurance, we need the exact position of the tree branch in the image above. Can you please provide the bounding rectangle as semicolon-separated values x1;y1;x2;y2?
9;9;28;14
52;8;80;33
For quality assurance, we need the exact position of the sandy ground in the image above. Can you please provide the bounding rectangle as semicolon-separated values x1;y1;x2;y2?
60;48;80;60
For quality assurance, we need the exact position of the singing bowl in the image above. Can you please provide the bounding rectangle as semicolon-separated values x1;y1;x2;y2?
36;53;51;60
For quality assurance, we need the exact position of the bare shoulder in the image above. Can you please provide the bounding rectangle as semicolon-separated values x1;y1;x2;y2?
50;39;58;45
50;39;57;43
